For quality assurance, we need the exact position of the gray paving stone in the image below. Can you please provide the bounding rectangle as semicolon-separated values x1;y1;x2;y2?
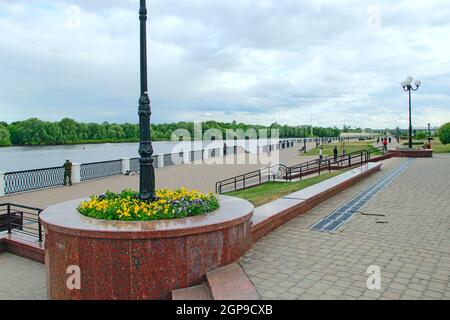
0;253;46;300
241;156;450;300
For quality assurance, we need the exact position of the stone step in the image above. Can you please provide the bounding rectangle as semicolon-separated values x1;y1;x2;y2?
172;283;212;300
205;263;260;300
171;263;260;300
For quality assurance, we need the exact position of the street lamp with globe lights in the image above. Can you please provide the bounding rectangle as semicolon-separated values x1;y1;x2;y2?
401;76;421;149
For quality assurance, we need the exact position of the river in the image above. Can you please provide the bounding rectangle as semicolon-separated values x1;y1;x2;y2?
0;139;290;172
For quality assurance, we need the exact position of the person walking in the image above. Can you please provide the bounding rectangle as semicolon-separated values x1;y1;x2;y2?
63;159;72;186
223;142;227;156
383;138;388;151
319;146;324;162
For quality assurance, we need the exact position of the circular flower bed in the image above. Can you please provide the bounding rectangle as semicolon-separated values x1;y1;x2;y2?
78;188;219;221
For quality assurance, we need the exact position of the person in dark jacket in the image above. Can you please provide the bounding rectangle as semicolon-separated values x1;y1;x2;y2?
333;146;338;163
63;159;72;186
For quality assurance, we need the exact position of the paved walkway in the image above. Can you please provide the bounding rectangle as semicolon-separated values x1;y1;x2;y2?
1;144;318;209
2;155;448;300
240;154;450;299
0;253;46;300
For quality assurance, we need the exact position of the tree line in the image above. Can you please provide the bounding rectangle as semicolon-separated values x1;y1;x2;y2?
0;118;341;146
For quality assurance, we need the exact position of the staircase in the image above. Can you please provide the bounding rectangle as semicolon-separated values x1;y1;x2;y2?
172;263;260;300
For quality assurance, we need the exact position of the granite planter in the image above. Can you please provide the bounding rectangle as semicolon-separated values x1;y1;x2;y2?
40;195;253;300
388;148;433;158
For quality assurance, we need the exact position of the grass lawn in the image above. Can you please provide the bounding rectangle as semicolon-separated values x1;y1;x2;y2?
400;138;450;153
227;170;345;207
301;140;381;157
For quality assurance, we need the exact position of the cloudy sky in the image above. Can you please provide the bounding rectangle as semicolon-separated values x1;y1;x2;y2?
0;0;449;129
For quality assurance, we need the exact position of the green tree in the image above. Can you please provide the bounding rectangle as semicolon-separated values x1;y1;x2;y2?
438;122;450;144
415;131;427;140
0;124;11;146
8;118;48;145
46;122;63;144
121;123;139;139
59;118;78;143
86;123;106;140
107;124;126;140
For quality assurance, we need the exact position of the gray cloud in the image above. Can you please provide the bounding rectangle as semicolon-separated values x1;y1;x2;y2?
0;0;449;129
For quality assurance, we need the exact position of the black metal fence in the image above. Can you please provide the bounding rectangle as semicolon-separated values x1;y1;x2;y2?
80;160;122;181
4;166;64;195
0;203;43;242
130;155;159;172
216;148;371;194
1;140;303;195
191;150;203;162
215;163;289;194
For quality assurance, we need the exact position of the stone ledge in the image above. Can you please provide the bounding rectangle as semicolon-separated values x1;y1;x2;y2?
205;262;260;300
388;149;433;158
172;283;212;300
0;234;45;263
251;163;382;243
40;195;253;239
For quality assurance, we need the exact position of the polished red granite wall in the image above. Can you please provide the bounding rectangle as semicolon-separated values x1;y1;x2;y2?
40;196;253;300
388;149;433;158
0;235;45;263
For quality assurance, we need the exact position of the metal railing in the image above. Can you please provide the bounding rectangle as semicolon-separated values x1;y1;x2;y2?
0;139;307;195
0;203;44;242
215;149;371;194
4;166;64;194
191;150;203;162
367;145;385;158
80;159;122;181
130;155;159;172
215;163;289;194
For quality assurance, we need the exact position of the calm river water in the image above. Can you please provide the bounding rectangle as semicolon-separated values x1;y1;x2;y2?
0;139;282;172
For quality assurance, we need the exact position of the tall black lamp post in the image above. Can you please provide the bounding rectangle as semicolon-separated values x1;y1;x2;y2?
401;76;421;149
303;126;307;153
138;0;156;201
427;123;432;144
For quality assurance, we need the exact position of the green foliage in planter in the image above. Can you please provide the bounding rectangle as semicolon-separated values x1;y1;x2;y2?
78;188;219;221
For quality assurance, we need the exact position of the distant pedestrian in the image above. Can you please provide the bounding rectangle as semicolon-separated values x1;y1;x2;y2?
63;159;72;186
319;146;323;161
383;138;388;151
388;136;392;143
223;142;227;156
377;137;380;144
333;146;338;163
342;147;346;158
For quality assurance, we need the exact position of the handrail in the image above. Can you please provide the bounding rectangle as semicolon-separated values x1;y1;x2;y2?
4;165;63;175
0;203;44;242
81;159;122;166
215;147;373;194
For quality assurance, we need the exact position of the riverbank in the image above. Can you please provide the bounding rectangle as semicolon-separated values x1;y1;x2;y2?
1;145;314;208
0;138;305;172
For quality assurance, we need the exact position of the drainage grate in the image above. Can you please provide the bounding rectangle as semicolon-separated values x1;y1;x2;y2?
310;158;414;232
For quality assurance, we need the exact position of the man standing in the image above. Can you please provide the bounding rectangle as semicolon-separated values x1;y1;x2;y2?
319;146;324;162
63;159;72;186
333;146;338;163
